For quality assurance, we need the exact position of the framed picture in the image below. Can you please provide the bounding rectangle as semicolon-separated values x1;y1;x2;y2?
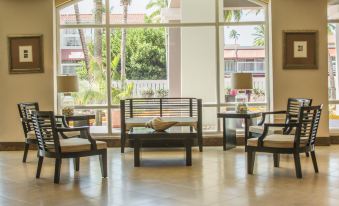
8;35;43;74
283;31;318;69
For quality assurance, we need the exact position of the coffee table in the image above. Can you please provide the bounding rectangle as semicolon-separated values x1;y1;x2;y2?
128;126;196;167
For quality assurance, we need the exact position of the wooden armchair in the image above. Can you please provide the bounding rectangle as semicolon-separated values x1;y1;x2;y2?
18;102;80;162
247;105;322;178
32;111;107;184
249;98;312;137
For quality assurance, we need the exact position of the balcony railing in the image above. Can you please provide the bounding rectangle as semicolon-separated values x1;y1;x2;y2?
225;61;265;73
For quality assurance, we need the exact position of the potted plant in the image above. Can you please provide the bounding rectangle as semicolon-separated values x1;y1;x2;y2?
141;88;155;98
155;88;169;98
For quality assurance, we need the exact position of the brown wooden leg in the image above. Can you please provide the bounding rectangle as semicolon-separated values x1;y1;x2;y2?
121;133;126;153
185;138;192;166
22;143;29;163
54;158;62;184
305;152;310;157
73;157;80;172
134;139;141;167
293;152;302;178
273;153;280;167
247;150;255;174
36;156;44;178
99;150;108;178
310;151;319;173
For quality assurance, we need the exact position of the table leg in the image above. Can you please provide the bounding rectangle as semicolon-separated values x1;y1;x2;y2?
223;118;226;151
134;139;141;167
245;118;255;152
185;138;192;166
224;118;237;150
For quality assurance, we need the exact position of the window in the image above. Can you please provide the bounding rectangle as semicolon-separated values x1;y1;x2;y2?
57;0;269;135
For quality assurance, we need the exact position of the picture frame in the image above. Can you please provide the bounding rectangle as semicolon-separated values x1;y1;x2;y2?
8;35;44;74
283;31;318;69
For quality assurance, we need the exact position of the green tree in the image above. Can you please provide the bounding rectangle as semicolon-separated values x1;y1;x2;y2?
110;28;166;80
145;0;168;23
252;25;265;46
229;29;240;61
224;10;242;22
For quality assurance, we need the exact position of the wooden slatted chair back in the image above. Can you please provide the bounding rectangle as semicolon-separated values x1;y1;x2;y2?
296;105;323;147
17;102;40;136
286;98;312;124
31;111;61;155
122;98;200;118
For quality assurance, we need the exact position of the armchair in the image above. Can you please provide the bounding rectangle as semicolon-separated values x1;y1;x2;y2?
249;98;312;137
32;111;107;184
247;105;323;178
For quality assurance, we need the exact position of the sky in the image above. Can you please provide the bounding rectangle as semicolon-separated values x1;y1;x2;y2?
60;0;265;46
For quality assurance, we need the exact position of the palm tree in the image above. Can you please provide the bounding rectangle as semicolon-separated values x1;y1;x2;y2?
229;29;240;64
252;25;265;46
146;0;168;23
224;10;242;22
94;0;103;65
120;0;131;86
74;4;90;73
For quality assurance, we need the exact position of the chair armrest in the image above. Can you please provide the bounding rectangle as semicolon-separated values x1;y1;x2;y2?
57;127;97;150
55;115;70;128
257;123;300;146
258;111;287;125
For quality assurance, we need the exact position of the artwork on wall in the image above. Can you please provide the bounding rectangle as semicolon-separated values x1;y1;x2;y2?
283;31;318;69
8;35;43;74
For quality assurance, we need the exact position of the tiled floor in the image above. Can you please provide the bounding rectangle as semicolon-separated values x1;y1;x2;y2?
1;146;339;206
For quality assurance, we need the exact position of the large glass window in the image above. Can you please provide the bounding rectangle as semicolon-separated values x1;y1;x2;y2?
57;0;269;135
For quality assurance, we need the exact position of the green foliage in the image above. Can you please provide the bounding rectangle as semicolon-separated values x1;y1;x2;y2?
155;88;168;98
111;82;134;104
141;88;155;98
145;0;168;23
111;28;167;80
229;30;240;42
252;25;265;46
224;10;243;22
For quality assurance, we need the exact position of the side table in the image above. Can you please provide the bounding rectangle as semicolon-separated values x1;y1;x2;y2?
217;112;261;151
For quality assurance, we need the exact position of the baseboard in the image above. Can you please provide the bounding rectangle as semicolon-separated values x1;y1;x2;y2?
0;135;332;151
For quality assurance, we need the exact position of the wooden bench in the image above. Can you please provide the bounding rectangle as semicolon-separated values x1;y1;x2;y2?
120;98;203;153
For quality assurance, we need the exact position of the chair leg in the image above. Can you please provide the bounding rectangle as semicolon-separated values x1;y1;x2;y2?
305;152;310;157
99;150;108;178
54;158;62;184
121;133;125;153
36;156;44;178
22;143;29;163
247;150;255;174
273;153;280;167
293;152;302;178
198;131;203;152
310;151;319;173
73;157;80;172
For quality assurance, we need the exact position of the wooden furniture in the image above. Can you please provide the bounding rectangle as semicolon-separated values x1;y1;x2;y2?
247;105;322;178
55;114;95;127
128;127;195;167
18;102;40;162
120;98;202;153
217;112;261;151
32;111;108;184
249;98;312;137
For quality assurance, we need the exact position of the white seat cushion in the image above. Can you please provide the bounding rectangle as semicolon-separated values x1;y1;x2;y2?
247;134;308;148
125;117;198;130
48;138;107;153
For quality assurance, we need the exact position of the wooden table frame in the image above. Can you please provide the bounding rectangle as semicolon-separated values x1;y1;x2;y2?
128;127;196;167
217;112;261;151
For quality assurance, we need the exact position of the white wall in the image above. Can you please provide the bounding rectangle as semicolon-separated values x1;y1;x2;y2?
270;0;329;139
0;0;54;142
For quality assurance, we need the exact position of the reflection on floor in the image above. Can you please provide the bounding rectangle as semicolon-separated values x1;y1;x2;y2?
0;146;339;206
